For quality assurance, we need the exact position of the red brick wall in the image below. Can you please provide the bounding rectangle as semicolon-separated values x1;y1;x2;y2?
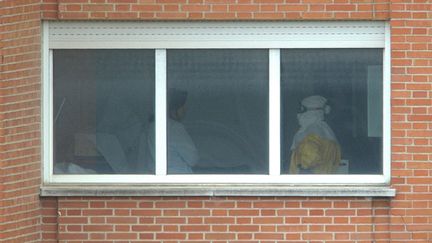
0;0;42;242
41;0;390;20
388;1;432;242
41;198;58;243
49;196;394;242
41;194;432;242
1;0;432;242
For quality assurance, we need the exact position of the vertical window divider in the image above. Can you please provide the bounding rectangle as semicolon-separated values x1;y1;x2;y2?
42;21;53;183
155;49;167;176
269;49;281;176
48;50;53;181
383;22;391;184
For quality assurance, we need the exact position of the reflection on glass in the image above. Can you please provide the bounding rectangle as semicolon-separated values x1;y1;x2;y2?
166;49;269;174
53;50;155;174
281;49;383;174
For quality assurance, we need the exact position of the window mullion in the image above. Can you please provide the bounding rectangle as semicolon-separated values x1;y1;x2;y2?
269;49;281;176
45;53;54;182
155;49;167;176
382;22;391;184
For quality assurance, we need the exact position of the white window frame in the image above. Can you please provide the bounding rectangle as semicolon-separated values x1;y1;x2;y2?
42;21;391;186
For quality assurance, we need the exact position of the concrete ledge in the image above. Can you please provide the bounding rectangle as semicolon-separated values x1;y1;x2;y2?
41;185;395;197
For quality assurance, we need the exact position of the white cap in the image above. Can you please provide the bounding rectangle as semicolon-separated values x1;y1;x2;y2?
301;95;330;114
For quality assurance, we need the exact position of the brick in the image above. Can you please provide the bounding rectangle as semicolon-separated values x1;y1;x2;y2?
205;201;235;208
131;4;163;11
302;12;333;19
155;12;188;18
106;217;137;224
82;209;113;216
181;4;211;11
302;201;332;208
211;224;227;232
155;201;186;208
156;217;186;224
82;4;114;12
114;225;130;231
278;209;308;216
229;225;259;232
325;209;355;216
278;4;307;11
229;209;260;216
180;209;210;216
253;201;284;208
326;225;355;232
106;201;137;208
326;4;356;11
204;217;235;224
59;201;89;208
260;4;276;11
106;233;137;240
302;216;333;224
131;209;162;216
255;232;284;239
83;225;114;232
277;225;307;232
187;217;203;224
303;233;333;240
205;233;236;240
229;4;259;12
252;217;283;224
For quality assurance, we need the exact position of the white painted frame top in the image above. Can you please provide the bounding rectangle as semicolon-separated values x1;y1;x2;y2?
42;21;391;187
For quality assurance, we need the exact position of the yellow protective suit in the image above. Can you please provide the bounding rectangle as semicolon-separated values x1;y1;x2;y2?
289;133;341;174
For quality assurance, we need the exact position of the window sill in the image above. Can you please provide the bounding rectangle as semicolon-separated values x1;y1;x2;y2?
40;185;395;197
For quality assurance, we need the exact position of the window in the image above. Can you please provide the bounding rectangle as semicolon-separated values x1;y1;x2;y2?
53;50;155;175
43;21;390;185
281;49;384;175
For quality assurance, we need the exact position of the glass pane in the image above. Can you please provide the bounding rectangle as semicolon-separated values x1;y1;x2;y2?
165;49;269;174
281;49;383;175
53;50;155;174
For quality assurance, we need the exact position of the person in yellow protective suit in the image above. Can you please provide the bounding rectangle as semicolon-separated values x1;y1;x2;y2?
289;95;341;174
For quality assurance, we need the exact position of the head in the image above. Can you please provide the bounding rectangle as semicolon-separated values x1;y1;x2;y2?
297;95;330;128
169;88;188;121
299;95;330;114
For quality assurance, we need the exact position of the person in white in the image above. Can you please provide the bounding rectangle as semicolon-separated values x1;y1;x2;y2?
289;95;341;174
148;88;199;174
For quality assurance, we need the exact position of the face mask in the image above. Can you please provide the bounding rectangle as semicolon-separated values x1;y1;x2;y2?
297;110;324;128
297;112;304;122
297;112;308;127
